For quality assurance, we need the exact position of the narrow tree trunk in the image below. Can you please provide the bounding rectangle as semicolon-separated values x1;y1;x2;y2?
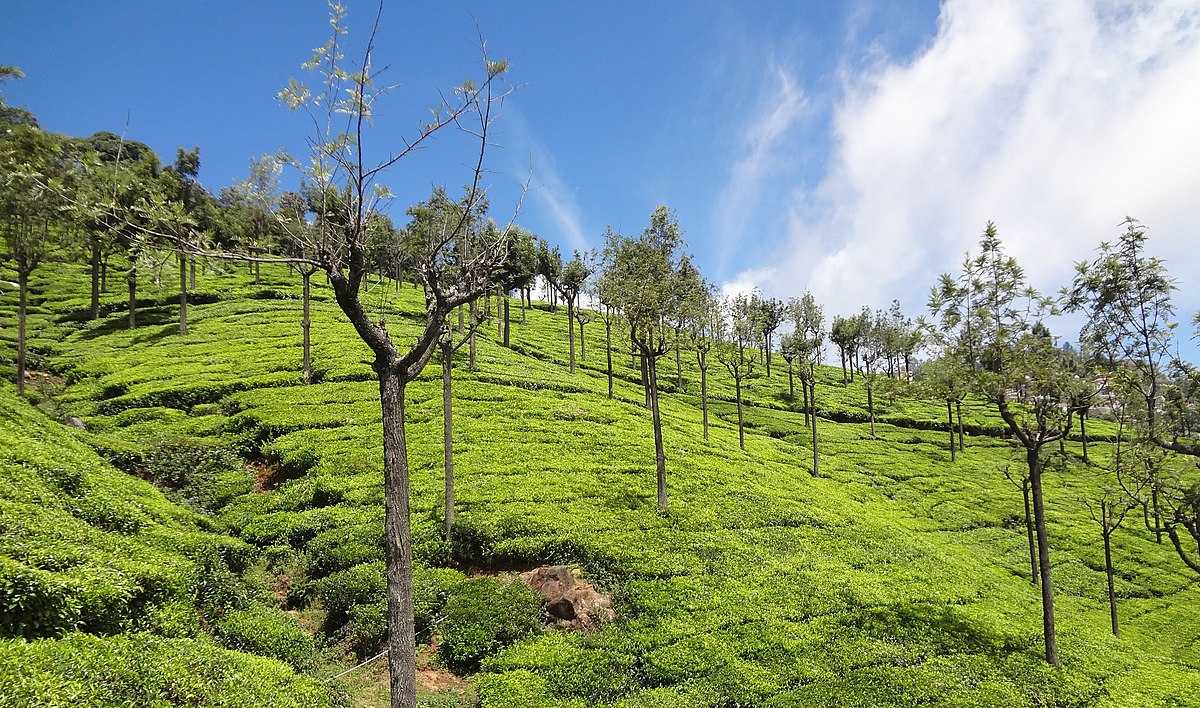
867;380;875;437
578;318;586;361
502;297;510;346
1104;524;1118;636
604;320;613;399
700;360;709;441
956;399;964;451
16;269;28;396
1080;412;1089;464
649;358;667;513
189;256;196;290
674;332;682;390
178;250;188;335
1152;487;1163;544
441;343;454;541
567;300;576;374
378;370;417;708
1023;477;1038;586
89;236;100;320
496;292;503;339
127;263;137;329
1027;450;1059;666
468;301;477;372
765;339;772;378
302;271;313;384
735;376;745;451
787;365;794;401
947;400;956;462
801;377;811;428
840;349;847;385
640;353;650;408
809;382;819;477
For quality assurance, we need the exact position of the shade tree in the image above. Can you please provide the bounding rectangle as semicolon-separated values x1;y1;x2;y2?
601;207;689;512
929;221;1075;666
720;292;757;451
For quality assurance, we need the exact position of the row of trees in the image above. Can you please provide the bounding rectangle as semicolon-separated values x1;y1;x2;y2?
7;10;1200;704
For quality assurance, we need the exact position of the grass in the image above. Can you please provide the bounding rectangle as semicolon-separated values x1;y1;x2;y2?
1;256;1198;706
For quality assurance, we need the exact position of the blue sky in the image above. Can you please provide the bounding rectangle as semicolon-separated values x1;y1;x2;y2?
5;1;1200;354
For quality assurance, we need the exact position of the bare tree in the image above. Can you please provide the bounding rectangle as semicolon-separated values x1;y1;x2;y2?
685;282;723;441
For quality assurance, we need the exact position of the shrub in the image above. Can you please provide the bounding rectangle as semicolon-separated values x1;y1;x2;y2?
0;632;338;706
0;558;82;639
438;576;543;673
213;603;319;672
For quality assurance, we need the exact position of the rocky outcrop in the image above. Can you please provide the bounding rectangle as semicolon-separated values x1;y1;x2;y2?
520;565;614;630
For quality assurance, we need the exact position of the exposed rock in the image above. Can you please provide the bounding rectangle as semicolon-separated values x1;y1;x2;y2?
520;565;614;630
64;417;87;430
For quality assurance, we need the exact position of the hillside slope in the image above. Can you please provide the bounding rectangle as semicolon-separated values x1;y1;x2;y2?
3;259;1199;706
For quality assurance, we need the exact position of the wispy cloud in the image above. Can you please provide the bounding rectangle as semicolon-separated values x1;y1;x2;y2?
733;0;1200;331
506;109;588;252
712;66;807;274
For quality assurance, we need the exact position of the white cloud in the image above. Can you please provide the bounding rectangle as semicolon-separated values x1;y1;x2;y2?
746;0;1200;330
712;67;807;272
529;144;588;252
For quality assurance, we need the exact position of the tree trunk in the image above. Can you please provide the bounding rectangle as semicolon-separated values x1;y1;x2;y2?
700;359;709;441
89;236;100;320
735;377;745;451
640;353;650;408
674;332;682;390
801;377;811;428
1104;525;1118;636
649;358;667;513
1022;477;1038;586
809;381;819;477
787;365;794;400
567;300;576;374
1152;486;1163;543
178;250;188;335
302;271;313;384
947;400;956;462
127;262;137;329
956;399;964;451
189;256;196;290
378;370;417;708
765;338;772;378
604;320;613;399
1080;412;1089;464
1027;449;1059;666
16;269;28;396
866;380;875;437
502;297;510;346
441;343;454;541
839;349;847;385
468;302;477;372
578;318;586;361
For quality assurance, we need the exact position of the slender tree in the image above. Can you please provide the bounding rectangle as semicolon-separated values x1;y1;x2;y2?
929;222;1075;667
793;293;824;476
602;207;687;513
558;252;591;373
102;8;521;705
721;293;757;451
1;126;72;395
685;282;723;441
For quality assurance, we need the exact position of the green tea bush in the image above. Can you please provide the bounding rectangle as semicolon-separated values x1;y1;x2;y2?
438;576;543;673
0;632;338;707
213;603;319;672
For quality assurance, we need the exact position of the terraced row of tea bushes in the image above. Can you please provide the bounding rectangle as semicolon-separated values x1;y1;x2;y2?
0;384;340;705
4;260;1198;706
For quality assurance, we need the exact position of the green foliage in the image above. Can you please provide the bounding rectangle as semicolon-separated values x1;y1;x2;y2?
213;604;318;672
0;632;338;706
438;576;543;673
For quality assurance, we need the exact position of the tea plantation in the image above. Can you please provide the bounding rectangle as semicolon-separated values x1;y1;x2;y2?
2;258;1199;707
